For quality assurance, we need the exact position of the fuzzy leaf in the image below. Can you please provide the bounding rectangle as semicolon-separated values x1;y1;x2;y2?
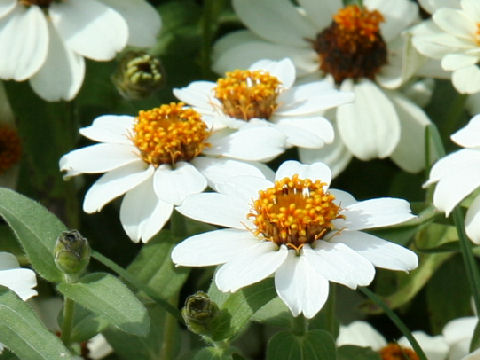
266;330;336;360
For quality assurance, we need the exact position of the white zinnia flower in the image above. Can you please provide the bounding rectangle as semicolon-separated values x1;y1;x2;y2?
0;251;37;300
424;114;480;244
60;102;285;243
338;320;449;360
212;0;433;174
412;0;480;95
174;58;354;151
0;0;161;101
442;316;477;360
172;160;418;319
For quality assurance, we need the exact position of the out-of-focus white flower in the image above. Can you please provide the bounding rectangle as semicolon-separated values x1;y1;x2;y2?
425;114;480;243
442;316;477;360
60;102;283;243
175;58;354;151
213;0;433;174
338;320;449;360
0;251;37;300
0;0;161;101
87;334;113;360
172;160;418;319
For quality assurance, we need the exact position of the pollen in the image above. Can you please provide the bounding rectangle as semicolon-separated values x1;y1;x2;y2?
312;5;387;83
214;70;282;121
379;344;419;360
133;102;210;166
0;125;21;174
248;174;343;251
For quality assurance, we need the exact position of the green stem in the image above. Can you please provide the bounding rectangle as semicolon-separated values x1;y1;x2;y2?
359;287;427;360
292;314;308;336
161;295;179;360
61;295;75;346
453;207;480;317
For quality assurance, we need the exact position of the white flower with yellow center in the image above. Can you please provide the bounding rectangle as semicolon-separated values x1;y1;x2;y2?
412;0;480;95
425;114;480;244
171;160;418;318
338;321;449;360
174;58;354;150
60;102;285;243
0;0;161;101
212;0;433;174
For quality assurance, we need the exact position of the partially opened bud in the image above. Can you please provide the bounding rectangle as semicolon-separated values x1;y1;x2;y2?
54;230;90;275
182;291;219;337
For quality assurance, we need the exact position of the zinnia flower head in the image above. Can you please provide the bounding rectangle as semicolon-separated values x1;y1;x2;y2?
172;160;418;318
59;102;286;243
0;0;162;101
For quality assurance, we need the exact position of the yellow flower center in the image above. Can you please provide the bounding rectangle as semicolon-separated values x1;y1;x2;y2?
476;23;480;45
214;70;281;121
19;0;55;8
0;125;21;174
133;102;210;166
312;5;387;83
379;344;419;360
248;174;343;251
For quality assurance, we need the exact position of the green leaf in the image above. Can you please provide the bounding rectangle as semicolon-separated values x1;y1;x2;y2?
193;347;232;360
337;346;381;360
0;188;65;282
57;272;149;337
208;279;277;341
69;304;110;343
0;286;74;360
266;330;336;360
128;230;189;300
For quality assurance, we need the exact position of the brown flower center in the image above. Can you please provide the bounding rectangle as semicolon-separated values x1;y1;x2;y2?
248;174;343;251
379;344;419;360
214;70;281;121
0;125;21;174
312;5;387;84
19;0;55;8
133;102;210;166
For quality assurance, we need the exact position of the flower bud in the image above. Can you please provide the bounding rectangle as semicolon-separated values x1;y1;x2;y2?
54;230;90;275
181;291;219;337
112;51;166;100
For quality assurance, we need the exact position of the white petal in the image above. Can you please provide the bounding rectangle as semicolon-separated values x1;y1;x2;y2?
99;0;161;47
50;0;128;61
465;195;480;244
337;198;415;230
442;316;477;345
213;175;272;204
59;143;140;177
205;125;286;162
249;58;296;89
442;54;478;71
153;162;207;205
83;161;153;213
304;242;375;289
119;176;173;243
0;268;37;300
297;0;342;30
79;115;134;144
275;160;331;185
452;65;480;94
0;0;15;17
275;250;329;319
337;81;401;159
275;116;334;149
232;0;316;47
451;114;480;148
172;228;259;267
332;231;418;272
215;242;288;292
173;81;217;114
426;149;480;186
390;92;432;173
30;22;86;102
337;321;387;351
177;192;249;229
419;0;459;13
433;8;477;41
0;5;48;80
463;348;480;360
398;332;449;360
329;188;357;207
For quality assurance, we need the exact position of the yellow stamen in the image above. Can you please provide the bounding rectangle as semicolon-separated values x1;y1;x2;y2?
214;70;281;121
248;174;343;251
133;102;210;166
379;344;419;360
0;125;21;174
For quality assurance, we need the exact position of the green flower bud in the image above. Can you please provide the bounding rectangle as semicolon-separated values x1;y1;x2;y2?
182;291;219;337
54;230;90;275
112;51;166;100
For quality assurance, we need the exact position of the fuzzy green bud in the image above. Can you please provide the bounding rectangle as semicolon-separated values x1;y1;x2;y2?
112;51;165;100
182;291;219;337
54;230;90;275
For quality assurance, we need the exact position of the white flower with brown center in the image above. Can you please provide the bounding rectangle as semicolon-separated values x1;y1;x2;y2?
171;160;418;318
174;58;354;150
0;0;161;101
212;0;433;174
59;102;285;243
